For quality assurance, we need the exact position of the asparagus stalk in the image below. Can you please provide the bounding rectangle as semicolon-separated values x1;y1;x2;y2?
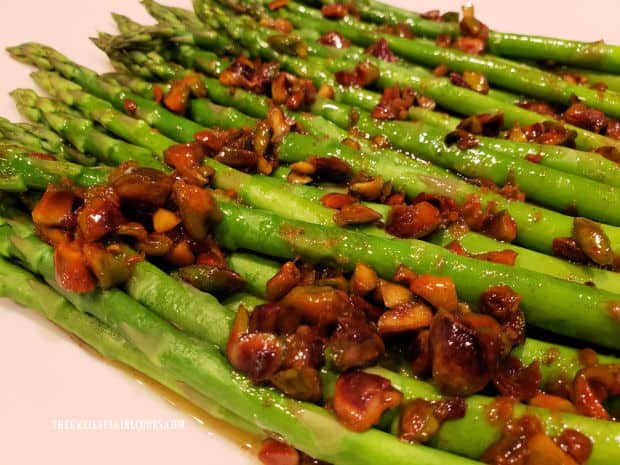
3;210;619;464
271;0;620;117
100;27;620;190
11;89;167;170
210;1;620;153
0;255;261;436
227;251;620;380
304;0;620;72
6;123;620;297
34;49;620;257
69;40;620;259
0;215;483;465
0;147;109;191
213;200;620;349
193;10;620;224
3;147;620;358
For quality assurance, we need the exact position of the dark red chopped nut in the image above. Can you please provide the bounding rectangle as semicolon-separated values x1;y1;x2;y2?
552;237;590;263
399;399;440;443
377;22;413;38
432;64;449;77
409;275;458;312
332;371;403;432
164;142;206;172
475;249;518;266
281;325;325;369
280;285;350;328
111;165;173;208
335;62;380;88
377;302;433;335
249;303;282;334
54;240;97;293
385;202;441;239
454;36;486;55
123;98;138;116
523;121;577;147
309;156;353;182
271;72;317;111
429;311;505;396
162;79;193;115
334;203;383;226
152;84;165;104
411;330;431;377
320;192;357;210
220;56;280;95
457;113;504;137
563;102;606;133
327;318;385;372
371;84;415;121
366;38;397;62
227;309;283;382
318;31;351;49
399;397;467;444
267;261;302;301
321;3;347;18
172;179;221;241
525;154;544;164
77;196;124;243
554;429;593;465
481;210;517;243
493;356;541;401
445;129;480;149
214;146;259;172
32;185;77;230
435;35;452;48
481;415;577;465
571;364;620;420
195;128;241;152
605;118;620;140
480;285;521;321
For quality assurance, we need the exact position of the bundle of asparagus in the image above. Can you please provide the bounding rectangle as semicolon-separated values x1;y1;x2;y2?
2;1;620;464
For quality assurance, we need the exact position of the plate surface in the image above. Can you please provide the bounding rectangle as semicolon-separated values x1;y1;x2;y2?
1;1;619;464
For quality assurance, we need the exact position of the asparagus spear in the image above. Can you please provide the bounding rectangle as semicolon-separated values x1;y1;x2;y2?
189;10;620;225
27;50;620;257
213;200;620;349
70;35;620;257
0;215;483;465
3;210;619;464
0;255;261;436
11;89;167;170
321;0;620;72
7;107;620;297
180;1;620;153
269;0;620;117
99;27;620;190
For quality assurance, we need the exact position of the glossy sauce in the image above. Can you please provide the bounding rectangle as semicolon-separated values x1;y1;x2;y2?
69;333;262;460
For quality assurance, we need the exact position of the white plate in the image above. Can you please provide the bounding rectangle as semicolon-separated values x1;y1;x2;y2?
1;1;619;464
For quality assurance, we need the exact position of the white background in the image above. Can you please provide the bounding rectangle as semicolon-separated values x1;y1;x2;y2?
1;1;620;464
